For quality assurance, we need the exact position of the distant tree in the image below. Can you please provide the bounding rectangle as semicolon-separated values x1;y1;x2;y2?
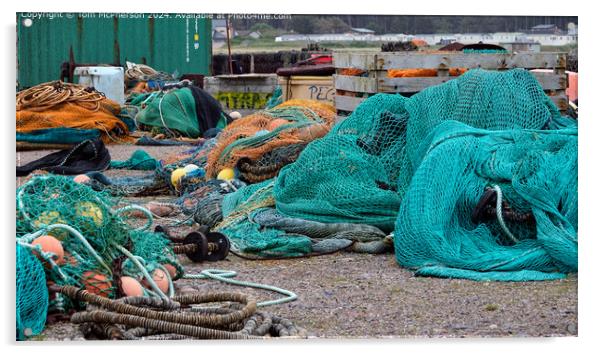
289;15;315;34
250;23;278;36
237;14;578;35
365;21;384;34
314;17;351;34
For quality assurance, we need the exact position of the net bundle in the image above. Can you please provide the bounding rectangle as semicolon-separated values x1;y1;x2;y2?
16;81;131;144
205;99;336;183
16;175;182;336
221;69;577;280
132;83;228;139
16;244;48;339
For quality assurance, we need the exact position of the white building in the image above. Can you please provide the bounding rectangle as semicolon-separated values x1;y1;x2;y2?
275;28;577;47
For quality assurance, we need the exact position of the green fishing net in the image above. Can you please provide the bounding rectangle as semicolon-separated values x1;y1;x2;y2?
134;88;200;138
16;244;48;340
110;149;159;170
221;69;577;280
16;175;182;336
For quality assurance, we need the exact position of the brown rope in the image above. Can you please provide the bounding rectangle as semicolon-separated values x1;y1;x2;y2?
58;286;256;328
16;81;106;112
54;285;303;340
71;310;257;340
172;243;218;255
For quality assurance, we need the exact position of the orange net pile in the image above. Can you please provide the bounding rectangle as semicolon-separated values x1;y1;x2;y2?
206;99;336;183
387;68;468;78
17;81;132;144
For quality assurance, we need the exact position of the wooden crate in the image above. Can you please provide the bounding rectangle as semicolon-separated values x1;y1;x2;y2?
333;51;568;115
277;75;335;104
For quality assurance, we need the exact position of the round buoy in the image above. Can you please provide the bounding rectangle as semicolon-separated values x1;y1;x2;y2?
170;168;187;188
82;271;112;298
183;164;199;173
217;168;235;181
142;269;169;294
32;235;64;265
162;264;178;279
120;276;144;297
73;174;90;184
75;201;103;227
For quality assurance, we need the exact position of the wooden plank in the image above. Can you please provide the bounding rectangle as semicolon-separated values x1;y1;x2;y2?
333;52;380;71
335;91;566;112
333;52;566;70
335;95;367;112
547;91;568;111
378;77;455;93
333;75;378;93
530;72;567;90
204;79;277;94
377;72;566;93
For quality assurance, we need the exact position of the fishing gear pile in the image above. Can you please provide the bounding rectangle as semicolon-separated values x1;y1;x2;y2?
16;81;131;146
205;99;336;183
86;99;335;198
128;81;230;139
16;175;182;339
48;285;302;340
214;69;577;281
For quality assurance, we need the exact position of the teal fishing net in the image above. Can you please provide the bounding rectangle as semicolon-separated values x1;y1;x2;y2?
134;88;200;138
16;244;48;340
110;149;159;170
220;69;577;280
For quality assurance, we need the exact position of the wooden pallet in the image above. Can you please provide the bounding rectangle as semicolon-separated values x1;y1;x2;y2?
333;51;568;115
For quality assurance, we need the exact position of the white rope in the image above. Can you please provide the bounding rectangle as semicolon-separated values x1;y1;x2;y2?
493;185;520;244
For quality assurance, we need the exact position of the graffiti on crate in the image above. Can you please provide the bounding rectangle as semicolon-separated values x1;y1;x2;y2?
308;85;335;102
216;92;272;110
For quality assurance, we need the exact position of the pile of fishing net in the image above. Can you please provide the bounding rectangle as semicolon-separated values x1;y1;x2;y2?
16;175;304;340
85;138;219;198
16;81;132;146
205;99;336;183
125;62;175;85
215;69;578;281
128;81;229;139
86;99;335;199
16;175;182;339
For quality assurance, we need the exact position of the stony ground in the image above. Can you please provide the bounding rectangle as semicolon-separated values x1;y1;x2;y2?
17;144;578;340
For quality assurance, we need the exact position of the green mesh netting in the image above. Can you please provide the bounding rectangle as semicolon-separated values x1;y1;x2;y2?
132;87;227;138
16;175;182;334
16;244;48;340
217;179;313;257
265;86;283;109
135;88;200;138
110;149;159;170
221;68;577;280
394;121;577;281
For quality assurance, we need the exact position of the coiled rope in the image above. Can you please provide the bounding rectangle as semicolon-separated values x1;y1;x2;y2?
16;81;106;112
54;285;302;339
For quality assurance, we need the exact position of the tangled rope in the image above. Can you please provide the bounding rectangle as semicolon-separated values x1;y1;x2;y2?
54;285;302;340
125;63;174;82
17;81;106;112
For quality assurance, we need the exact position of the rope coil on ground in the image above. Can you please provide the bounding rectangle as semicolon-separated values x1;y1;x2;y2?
54;285;301;340
17;81;106;112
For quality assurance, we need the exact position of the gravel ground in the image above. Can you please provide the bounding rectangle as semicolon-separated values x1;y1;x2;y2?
16;144;578;340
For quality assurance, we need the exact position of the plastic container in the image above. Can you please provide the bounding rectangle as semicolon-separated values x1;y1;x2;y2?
74;66;125;104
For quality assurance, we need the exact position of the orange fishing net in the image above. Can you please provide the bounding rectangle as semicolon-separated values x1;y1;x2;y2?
339;68;366;76
16;81;133;143
205;99;336;183
387;68;468;78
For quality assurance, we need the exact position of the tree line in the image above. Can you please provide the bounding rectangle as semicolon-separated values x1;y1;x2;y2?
232;15;577;35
